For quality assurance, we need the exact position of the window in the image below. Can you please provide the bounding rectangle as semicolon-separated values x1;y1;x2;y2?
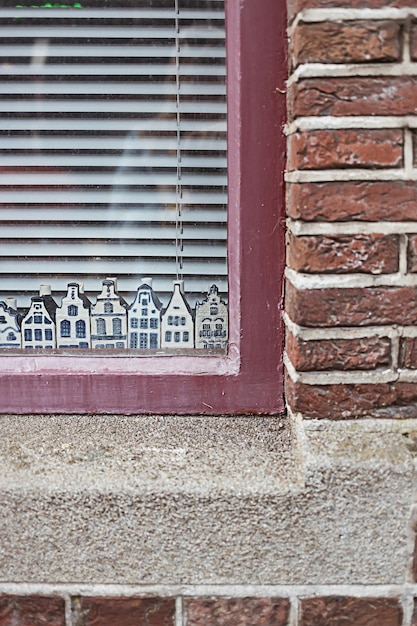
165;331;172;342
34;329;42;342
34;315;42;325
150;319;158;329
76;320;86;339
96;318;106;336
113;318;122;336
130;333;138;349
24;329;32;342
45;329;53;341
60;320;71;337
68;306;78;317
131;319;138;329
104;303;114;315
0;0;285;415
139;333;148;349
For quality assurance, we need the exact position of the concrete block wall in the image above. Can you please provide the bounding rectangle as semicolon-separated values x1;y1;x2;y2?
285;0;417;420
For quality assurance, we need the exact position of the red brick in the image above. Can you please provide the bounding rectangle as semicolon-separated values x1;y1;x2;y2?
287;233;399;274
286;377;417;419
72;597;175;626
411;24;417;61
300;597;402;626
292;21;401;66
185;598;290;626
290;77;417;118
289;130;403;170
407;236;417;272
286;332;392;371
0;595;65;626
289;0;412;21
286;282;417;327
287;181;417;222
400;337;417;368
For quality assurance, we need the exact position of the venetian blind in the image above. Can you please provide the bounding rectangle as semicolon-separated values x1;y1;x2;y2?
0;0;227;307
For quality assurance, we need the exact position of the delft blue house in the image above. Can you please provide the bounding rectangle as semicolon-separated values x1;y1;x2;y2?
128;278;162;349
56;283;92;349
195;284;228;350
21;285;58;349
90;278;128;349
0;298;21;348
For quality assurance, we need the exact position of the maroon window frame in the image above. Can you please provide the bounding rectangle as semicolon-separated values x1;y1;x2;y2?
0;0;286;415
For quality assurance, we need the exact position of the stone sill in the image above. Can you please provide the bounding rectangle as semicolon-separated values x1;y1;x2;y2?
0;413;414;586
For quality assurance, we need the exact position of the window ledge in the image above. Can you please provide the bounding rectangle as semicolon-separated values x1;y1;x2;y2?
0;414;413;585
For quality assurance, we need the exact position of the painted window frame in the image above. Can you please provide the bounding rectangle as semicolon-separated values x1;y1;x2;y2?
0;0;286;415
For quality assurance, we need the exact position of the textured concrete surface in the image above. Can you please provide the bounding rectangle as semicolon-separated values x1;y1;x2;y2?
0;414;413;585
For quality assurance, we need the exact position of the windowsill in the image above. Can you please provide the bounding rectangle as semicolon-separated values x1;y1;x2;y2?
0;344;240;376
0;412;413;585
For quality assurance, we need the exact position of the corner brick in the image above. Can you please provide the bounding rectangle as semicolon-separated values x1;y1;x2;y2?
72;597;175;626
400;338;417;369
292;21;401;66
290;77;417;118
286;282;417;327
0;595;65;626
286;332;391;371
287;233;399;274
287;182;417;222
185;598;290;626
300;597;402;626
285;377;417;419
289;130;403;170
411;24;417;62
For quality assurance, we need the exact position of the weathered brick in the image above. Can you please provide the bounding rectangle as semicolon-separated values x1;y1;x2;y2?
287;233;399;274
400;337;417;368
288;181;417;222
286;332;392;371
185;598;290;626
72;597;175;626
289;130;403;170
408;236;417;272
292;21;401;66
290;0;410;15
0;595;65;626
300;597;403;626
411;24;417;62
286;282;417;327
286;377;417;419
290;77;417;118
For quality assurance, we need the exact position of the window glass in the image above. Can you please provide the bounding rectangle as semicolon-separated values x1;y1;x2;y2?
0;0;228;353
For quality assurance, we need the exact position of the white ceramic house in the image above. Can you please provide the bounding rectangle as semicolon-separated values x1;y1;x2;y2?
195;284;228;349
0;298;21;348
161;280;194;349
128;278;162;349
56;283;91;348
90;278;128;349
21;285;57;349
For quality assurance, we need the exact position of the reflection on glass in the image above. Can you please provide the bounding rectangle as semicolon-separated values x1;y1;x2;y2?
0;0;228;351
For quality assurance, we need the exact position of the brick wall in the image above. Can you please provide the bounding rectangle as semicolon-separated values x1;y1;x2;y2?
0;592;409;626
285;0;417;420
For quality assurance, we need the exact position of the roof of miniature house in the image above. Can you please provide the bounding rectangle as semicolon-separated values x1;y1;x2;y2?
131;280;163;311
163;280;194;318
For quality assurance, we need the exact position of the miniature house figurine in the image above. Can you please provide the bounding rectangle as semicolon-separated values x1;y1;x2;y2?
195;284;228;350
56;283;91;348
161;280;194;349
90;277;128;349
128;277;162;349
21;284;58;349
0;298;21;348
